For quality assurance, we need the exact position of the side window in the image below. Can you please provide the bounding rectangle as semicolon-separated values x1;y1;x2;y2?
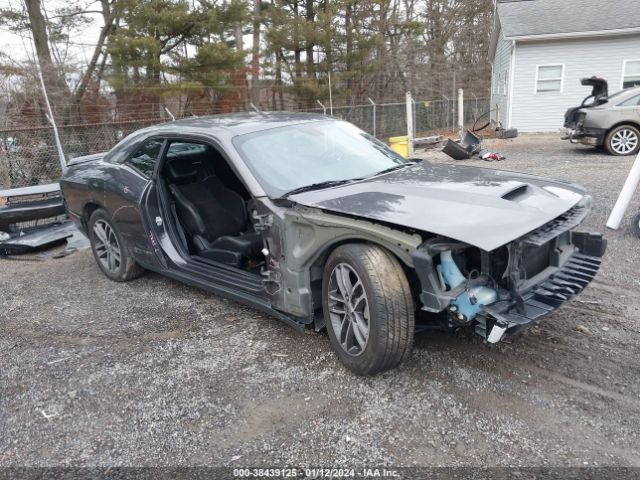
127;139;163;177
619;94;640;107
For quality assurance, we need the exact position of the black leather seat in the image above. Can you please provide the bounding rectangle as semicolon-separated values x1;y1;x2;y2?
166;162;261;266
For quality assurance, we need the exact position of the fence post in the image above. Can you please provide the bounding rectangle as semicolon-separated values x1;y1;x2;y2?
367;97;376;137
412;97;417;139
317;100;327;115
405;92;414;157
163;107;175;121
36;66;66;174
457;88;464;138
443;95;450;131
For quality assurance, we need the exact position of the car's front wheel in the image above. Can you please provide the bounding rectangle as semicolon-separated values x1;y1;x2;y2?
605;125;640;156
322;243;414;375
88;208;144;282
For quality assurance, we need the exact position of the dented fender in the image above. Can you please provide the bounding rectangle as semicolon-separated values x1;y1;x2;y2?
259;202;423;322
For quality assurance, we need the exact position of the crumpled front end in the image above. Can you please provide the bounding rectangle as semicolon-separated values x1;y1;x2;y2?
412;197;606;343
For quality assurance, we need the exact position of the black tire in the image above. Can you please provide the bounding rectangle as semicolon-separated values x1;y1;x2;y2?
632;213;640;239
322;243;415;375
88;208;144;282
605;125;640;156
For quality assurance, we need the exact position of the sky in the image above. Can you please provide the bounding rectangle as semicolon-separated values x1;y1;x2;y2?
0;0;103;65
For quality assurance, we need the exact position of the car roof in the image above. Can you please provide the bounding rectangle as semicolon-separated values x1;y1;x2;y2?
136;112;333;139
610;86;640;101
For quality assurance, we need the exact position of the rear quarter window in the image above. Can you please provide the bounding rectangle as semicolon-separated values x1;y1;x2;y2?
619;94;640;107
126;139;164;177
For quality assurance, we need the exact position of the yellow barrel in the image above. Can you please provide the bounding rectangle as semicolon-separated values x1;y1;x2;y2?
388;135;409;158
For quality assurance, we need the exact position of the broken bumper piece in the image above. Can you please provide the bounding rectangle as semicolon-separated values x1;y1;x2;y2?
0;220;79;255
477;232;606;342
0;183;88;255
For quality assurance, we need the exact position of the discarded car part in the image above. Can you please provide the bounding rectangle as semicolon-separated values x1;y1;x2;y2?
442;139;473;160
0;183;88;256
0;220;76;256
442;130;482;160
442;124;510;161
495;127;518;139
59;113;605;373
471;109;518;139
0;183;65;230
563;78;640;155
0;183;85;256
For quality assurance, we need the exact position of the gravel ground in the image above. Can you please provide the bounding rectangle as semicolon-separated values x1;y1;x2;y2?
1;134;640;468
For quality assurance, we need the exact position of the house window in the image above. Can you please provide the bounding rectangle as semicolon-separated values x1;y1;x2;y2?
622;60;640;89
536;65;563;93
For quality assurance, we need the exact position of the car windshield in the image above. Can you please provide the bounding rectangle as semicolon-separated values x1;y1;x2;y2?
232;120;410;197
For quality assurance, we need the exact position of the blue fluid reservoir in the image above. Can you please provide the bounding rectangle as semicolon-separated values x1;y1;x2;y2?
439;251;498;321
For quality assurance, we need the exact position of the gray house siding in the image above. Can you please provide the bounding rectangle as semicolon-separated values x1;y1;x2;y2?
509;35;640;132
490;31;513;126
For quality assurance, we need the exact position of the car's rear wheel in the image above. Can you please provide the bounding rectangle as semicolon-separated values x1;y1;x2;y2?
605;125;640;156
632;213;640;239
88;208;144;282
322;243;414;375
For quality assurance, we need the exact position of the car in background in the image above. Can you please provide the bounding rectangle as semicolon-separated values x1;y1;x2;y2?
60;113;606;375
564;77;640;156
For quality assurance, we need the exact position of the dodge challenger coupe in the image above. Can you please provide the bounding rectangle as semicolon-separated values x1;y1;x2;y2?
61;113;606;375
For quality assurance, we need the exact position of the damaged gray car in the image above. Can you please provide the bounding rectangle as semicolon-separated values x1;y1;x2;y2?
60;113;606;375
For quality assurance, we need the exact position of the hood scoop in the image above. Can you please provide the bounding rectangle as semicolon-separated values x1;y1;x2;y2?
501;184;532;202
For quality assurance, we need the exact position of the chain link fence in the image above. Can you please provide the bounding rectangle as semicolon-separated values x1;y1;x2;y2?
0;97;489;189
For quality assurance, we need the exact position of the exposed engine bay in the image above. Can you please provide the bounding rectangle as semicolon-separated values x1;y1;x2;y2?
412;197;606;343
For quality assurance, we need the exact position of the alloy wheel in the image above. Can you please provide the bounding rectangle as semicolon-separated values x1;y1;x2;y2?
327;263;370;356
93;219;122;273
610;128;639;155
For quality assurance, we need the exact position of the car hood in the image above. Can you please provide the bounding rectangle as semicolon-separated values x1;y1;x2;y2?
289;162;586;251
